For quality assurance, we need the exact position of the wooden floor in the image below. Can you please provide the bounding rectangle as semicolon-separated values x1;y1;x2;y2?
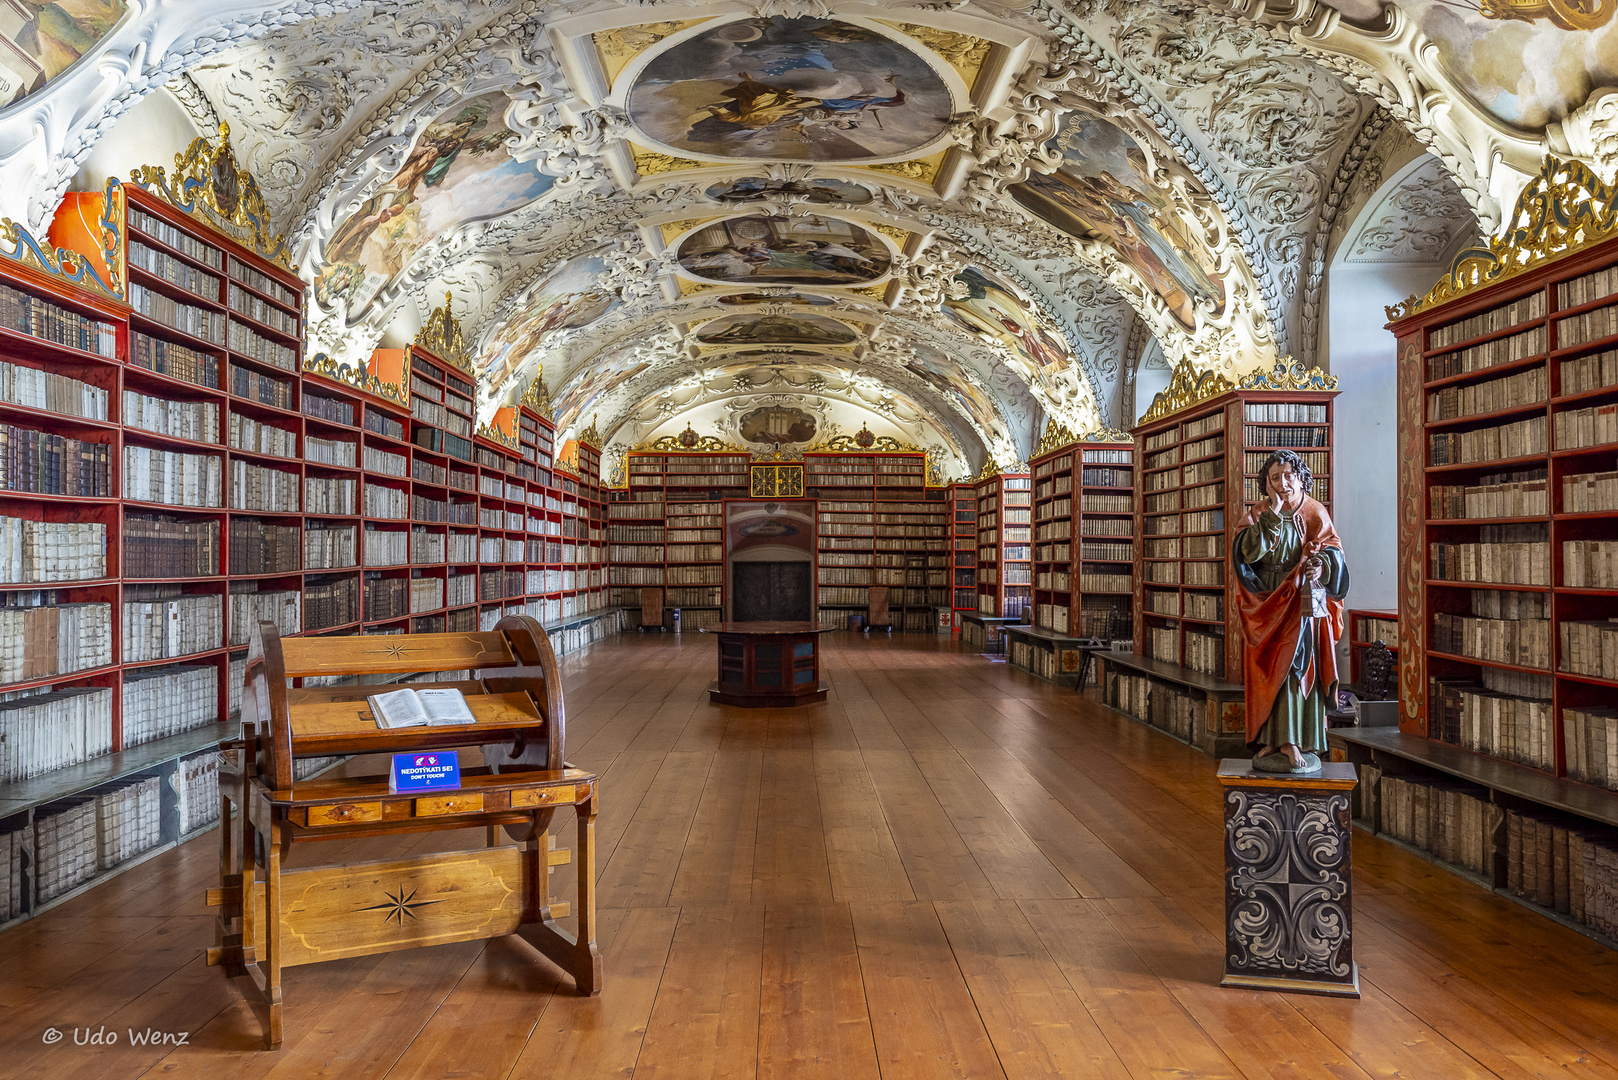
4;632;1618;1079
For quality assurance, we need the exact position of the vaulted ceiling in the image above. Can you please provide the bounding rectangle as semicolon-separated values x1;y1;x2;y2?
13;0;1613;475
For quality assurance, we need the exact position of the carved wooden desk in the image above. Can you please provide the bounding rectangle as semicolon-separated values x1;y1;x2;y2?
701;621;832;707
209;616;601;1049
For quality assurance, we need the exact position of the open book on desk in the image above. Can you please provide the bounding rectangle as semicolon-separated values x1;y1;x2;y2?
367;687;477;729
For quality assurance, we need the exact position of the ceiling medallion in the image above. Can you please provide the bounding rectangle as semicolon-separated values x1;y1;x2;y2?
1236;358;1339;393
1139;356;1236;426
414;291;475;375
1387;154;1618;322
129;122;289;266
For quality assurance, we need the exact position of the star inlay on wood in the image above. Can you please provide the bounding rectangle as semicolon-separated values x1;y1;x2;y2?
357;885;446;924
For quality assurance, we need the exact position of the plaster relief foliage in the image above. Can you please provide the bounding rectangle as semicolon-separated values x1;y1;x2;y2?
1344;155;1478;265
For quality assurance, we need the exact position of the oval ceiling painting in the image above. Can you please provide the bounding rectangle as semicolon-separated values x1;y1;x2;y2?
706;175;873;205
696;312;858;346
739;405;818;445
627;16;952;161
678;215;890;286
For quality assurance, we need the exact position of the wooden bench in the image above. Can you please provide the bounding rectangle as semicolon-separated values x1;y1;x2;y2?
208;615;601;1049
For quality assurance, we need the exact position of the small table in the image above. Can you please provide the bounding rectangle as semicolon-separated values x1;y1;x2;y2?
1217;759;1360;998
701;621;833;707
960;613;1021;654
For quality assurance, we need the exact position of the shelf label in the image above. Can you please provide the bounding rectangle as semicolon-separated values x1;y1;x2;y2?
390;752;462;793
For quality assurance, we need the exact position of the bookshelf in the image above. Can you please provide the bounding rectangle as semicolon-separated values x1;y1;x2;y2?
1380;157;1618;815
974;469;1032;620
950;482;977;621
1347;608;1399;685
0;159;619;925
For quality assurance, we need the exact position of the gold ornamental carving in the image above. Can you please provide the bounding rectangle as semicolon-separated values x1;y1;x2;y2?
476;418;519;450
130;122;289;266
868;221;915;252
1236;357;1339;392
414;291;474;375
750;463;804;498
1035;418;1078;457
631;144;706;177
1387;154;1618;322
1477;0;1616;32
659;217;710;244
641;433;746;453
0;176;126;301
810;433;922;453
592;19;708;84
1079;427;1133;443
521;374;554;419
578;417;603;449
876;22;993;87
860;155;943;185
304;351;410;407
1139;355;1235;425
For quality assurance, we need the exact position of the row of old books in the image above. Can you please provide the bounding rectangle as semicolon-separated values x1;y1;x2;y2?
176;751;221;835
128;283;226;345
0;516;105;583
1429;533;1551;585
1565;706;1618;792
1359;767;1501;879
304;523;356;569
0;358;107;420
129;207;221;268
0;822;24;920
1560;620;1618;680
1560;349;1618;395
1428;469;1547;519
1242;424;1329;448
409;577;443;614
666;544;722;561
0;595;112;684
305;434;354;467
92;775;161;871
229;517;299;575
0;282;118;357
1427;324;1544;381
0;685;114;783
227;284;299;339
1557;302;1618;349
1432;610;1550;668
227;412;296;458
1428;414;1546;465
363;574;409;621
1079;569;1131;592
124;444;221;507
229;365;293;411
2;425;113;497
124;388;218;443
230;460;299;513
1104;668;1198;743
32;798;96;902
122;589;221;662
1426;364;1547;422
129;241;217;302
409;528;444;563
1507;810;1618;939
302;574;358;631
1564;539;1618;588
130;332;219;388
226;585;299;644
1429;673;1557;770
1185;628;1225;678
1554;403;1618;449
305;475;355;515
362;483;407;519
1565;469;1618;512
1432;291;1545;349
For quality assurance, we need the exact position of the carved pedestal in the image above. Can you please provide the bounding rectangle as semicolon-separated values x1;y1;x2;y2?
1217;760;1360;998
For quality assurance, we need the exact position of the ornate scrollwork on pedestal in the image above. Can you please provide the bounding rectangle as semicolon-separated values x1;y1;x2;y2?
414;291;475;376
1387;155;1618;322
129;122;289;266
0;176;125;301
1236;357;1339;392
1224;787;1354;983
1139;355;1236;425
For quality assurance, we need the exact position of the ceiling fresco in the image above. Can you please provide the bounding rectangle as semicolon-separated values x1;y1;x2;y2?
675;214;892;286
24;0;1582;480
0;0;125;109
626;17;955;162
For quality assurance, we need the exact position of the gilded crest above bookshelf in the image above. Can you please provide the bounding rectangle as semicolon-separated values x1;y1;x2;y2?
303;350;410;407
1036;418;1078;456
129;122;289;267
415;291;474;375
1140;356;1236;425
1237;358;1339;393
521;373;555;419
1387;154;1618;322
1080;427;1134;443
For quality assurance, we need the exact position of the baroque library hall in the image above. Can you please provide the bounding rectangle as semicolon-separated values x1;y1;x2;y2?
2;0;1618;1075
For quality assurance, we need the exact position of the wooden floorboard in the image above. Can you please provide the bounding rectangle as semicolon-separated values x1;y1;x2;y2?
2;632;1615;1079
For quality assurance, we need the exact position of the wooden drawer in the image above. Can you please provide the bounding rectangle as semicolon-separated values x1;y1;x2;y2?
415;793;485;817
305;802;382;827
511;786;575;809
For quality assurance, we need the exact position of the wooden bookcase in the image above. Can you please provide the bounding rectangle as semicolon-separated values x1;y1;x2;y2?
974;471;1032;620
1028;424;1135;640
1130;368;1337;682
950;482;977;619
0;171;618;926
1347;608;1399;685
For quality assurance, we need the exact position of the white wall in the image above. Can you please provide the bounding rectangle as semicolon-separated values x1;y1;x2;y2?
73;88;200;194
